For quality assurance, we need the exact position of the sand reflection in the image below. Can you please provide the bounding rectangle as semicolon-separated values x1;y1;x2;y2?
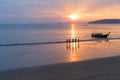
66;42;80;62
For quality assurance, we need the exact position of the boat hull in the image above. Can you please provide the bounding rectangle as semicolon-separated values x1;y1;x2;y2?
91;32;110;38
92;34;108;38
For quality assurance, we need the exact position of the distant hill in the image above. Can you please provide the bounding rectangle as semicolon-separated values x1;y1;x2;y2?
88;19;120;24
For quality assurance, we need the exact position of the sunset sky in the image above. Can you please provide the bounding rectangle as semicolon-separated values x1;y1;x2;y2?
0;0;120;23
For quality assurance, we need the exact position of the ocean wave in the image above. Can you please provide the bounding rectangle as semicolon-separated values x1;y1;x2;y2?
0;38;120;47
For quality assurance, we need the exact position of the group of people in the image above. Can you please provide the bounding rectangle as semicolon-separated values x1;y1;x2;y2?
66;38;80;43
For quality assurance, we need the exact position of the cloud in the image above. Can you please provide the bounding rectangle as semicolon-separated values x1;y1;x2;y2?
0;0;120;23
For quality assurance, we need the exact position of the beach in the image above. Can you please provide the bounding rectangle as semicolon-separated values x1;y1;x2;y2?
1;0;120;79
0;24;120;80
1;56;120;80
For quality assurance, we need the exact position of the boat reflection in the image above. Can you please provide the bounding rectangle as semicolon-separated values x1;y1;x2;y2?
96;39;109;43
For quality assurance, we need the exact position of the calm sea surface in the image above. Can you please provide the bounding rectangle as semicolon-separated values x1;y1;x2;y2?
0;23;120;71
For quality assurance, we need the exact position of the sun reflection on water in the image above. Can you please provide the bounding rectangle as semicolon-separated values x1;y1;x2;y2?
71;24;76;38
66;24;81;62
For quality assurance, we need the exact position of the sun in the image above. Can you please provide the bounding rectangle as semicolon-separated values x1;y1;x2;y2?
68;13;81;21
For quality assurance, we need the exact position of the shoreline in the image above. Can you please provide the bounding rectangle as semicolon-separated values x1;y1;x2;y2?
0;37;120;47
1;56;120;80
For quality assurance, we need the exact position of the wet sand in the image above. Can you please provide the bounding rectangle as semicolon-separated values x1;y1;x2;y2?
1;56;120;80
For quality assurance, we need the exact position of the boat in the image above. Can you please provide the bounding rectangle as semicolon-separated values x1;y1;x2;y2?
91;32;110;38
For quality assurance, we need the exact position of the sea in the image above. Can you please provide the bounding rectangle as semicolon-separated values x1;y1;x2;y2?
0;23;120;71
